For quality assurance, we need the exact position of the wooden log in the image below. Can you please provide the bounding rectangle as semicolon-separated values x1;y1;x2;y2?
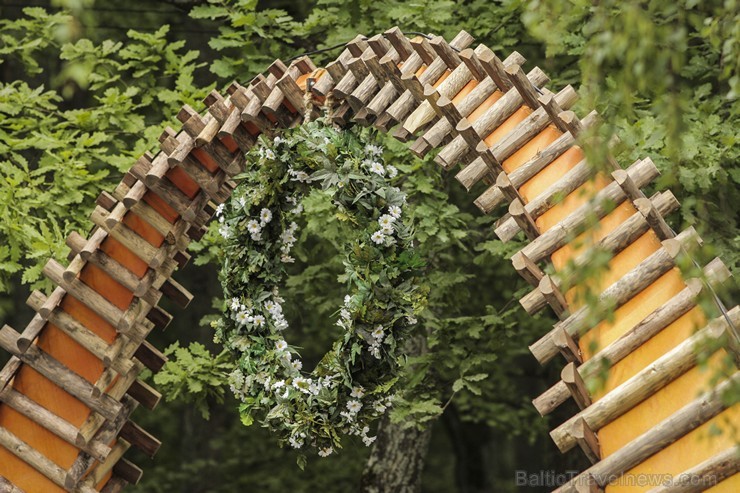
511;251;545;287
90;207;167;269
477;45;515;91
458;47;486;80
505;64;543;109
0;357;22;394
474;111;599;213
550;306;739;453
635;197;675;240
113;459;143;485
538;92;569;133
384;26;414;59
435;67;549;170
646;446;740;493
0;426;95;493
25;290;134;376
520;190;680;315
573;417;601;465
553;372;740;493
119;420;161;458
553;327;581;364
562;361;591;410
509;198;540;241
429;33;466;68
126;379;161;411
456;85;579;189
76;384;139;449
402;44;487;135
410;36;436;65
495;171;524;204
529;228;695;364
65;232;164;307
0;386;111;462
0;476;25;493
18;287;64;350
82;440;131;488
159;277;193;309
100;476;128;493
0;325;123;421
521;158;661;264
495;158;595;241
133;341;167;373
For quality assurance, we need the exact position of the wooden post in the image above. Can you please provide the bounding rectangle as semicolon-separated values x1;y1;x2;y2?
511;251;545;288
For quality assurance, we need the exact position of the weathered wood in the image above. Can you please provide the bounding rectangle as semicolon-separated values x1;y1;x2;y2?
25;290;134;376
134;341;167;373
0;476;25;493
553;372;740;493
435;67;550;170
126;379;161;411
477;45;515;92
456;85;579;189
521;158;661;264
474;111;599;214
520;190;680;315
100;476;129;493
529;228;695;364
562;361;592;410
0;357;22;394
505;64;542;109
511;251;545;287
553;327;581;364
0;325;123;421
113;459;143;485
495;158;595;241
509;198;540;241
18;287;64;350
0;386;110;462
646;446;740;493
120;420;161;458
495;171;524;204
573;417;601;464
429;33;467;68
538;92;568;133
90;207;167;269
551;307;739;453
635;197;675;240
159;277;193;309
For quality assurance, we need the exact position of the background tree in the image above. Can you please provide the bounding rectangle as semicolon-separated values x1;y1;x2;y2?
1;1;737;492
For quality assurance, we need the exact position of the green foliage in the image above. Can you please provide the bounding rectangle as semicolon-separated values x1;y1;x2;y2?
153;342;234;420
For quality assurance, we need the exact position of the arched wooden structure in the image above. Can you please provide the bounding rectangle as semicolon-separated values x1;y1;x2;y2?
0;28;737;492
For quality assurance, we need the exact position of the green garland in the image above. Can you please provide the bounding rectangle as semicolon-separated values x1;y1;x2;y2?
214;119;427;457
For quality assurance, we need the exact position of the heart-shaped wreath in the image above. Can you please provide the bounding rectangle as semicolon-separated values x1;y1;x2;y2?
214;119;427;458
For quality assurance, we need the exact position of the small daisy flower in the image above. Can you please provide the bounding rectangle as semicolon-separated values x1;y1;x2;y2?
272;380;285;391
362;435;377;446
365;144;384;156
371;231;385;244
275;340;288;351
291;360;303;371
273;136;283;145
388;205;402;218
230;298;241;311
247;220;261;234
378;214;396;230
289;436;304;449
264;149;275;160
215;203;225;217
260;208;272;225
235;311;250;325
372;325;384;340
351;386;365;399
253;314;266;327
406;316;418;325
218;224;231;239
373;401;387;413
369;161;385;176
387;165;398;178
344;295;352;306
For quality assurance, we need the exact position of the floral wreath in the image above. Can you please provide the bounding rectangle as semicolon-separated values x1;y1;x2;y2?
212;118;427;459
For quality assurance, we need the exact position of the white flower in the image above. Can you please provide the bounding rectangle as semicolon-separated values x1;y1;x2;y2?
369;161;385;176
340;410;355;422
318;447;334;457
378;214;396;229
344;295;352;306
281;254;295;263
340;308;351;321
264;149;275;160
406;316;418;325
247;220;261;234
365;144;384;156
274;136;283;145
291;360;303;371
272;380;285;391
362;435;377;446
215;203;225;217
253;314;266;327
350;386;365;399
230;298;241;311
275;340;288;351
260;208;272;225
250;232;262;242
218;224;231;239
387;165;398;178
388;205;402;219
373;401;387;413
372;325;384;340
235;311;250;325
371;231;385;244
289;435;304;449
346;400;363;414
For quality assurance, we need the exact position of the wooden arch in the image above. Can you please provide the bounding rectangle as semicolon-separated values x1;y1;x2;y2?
0;28;737;492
